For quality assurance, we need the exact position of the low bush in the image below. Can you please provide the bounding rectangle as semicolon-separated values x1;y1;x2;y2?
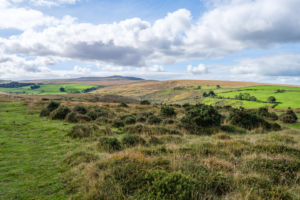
229;108;280;130
162;119;174;125
124;116;136;125
99;126;112;135
73;104;88;114
94;107;110;118
140;100;151;105
160;106;176;118
124;125;183;136
118;102;129;107
111;119;125;128
86;111;97;120
160;135;184;144
280;109;298;123
49;105;71;120
64;151;99;166
68;124;98;138
147;115;162;125
47;100;60;112
136;116;146;123
95;117;109;125
256;107;278;121
65;112;78;123
121;134;146;146
120;114;135;120
77;114;92;122
39;108;51;117
137;112;153;118
98;137;122;152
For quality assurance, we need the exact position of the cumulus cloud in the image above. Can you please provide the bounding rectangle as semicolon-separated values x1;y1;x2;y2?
187;64;208;75
231;53;300;76
101;65;124;71
9;0;79;7
73;66;91;73
138;65;164;72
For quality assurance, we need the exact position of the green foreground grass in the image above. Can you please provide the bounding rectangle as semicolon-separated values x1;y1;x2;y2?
1;101;300;199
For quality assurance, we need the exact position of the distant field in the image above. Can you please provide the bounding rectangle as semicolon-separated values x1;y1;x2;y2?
0;84;99;95
241;85;300;91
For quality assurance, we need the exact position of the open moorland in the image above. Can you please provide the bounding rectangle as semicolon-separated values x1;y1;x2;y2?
1;95;300;199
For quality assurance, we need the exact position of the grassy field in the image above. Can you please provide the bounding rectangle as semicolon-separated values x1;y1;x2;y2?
1;99;300;199
0;84;99;95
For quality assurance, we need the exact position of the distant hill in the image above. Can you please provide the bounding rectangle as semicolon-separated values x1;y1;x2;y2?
76;75;145;81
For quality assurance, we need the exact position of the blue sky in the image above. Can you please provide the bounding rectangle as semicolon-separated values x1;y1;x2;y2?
0;0;300;84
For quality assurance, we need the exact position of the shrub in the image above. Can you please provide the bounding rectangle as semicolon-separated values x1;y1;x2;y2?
213;133;231;140
49;105;71;120
98;137;122;152
162;119;174;125
120;114;135;120
137;112;153;118
147;115;162;125
46;100;60;112
160;106;176;118
229;108;280;130
121;134;146;146
95;117;109;125
118;102;128;107
182;103;190;109
86;110;97;120
180;104;221;133
77;114;92;122
140;100;150;105
257;107;278;121
65;112;78;123
135;170;198;199
39;108;51;117
64;151;99;166
124;117;136;125
94;107;110;118
112;119;125;128
73;104;88;114
100;126;112;135
136;116;146;123
280;109;298;123
68;124;98;138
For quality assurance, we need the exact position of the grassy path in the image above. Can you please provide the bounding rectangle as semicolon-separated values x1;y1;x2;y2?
0;102;78;199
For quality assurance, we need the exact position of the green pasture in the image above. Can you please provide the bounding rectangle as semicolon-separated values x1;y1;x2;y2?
201;98;273;108
0;84;99;95
241;85;300;91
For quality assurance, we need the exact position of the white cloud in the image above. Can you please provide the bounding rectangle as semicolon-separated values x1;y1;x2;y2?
187;64;208;75
9;0;79;6
138;65;164;72
73;66;91;73
101;65;124;71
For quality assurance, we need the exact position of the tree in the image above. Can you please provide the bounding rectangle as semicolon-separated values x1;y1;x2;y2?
208;91;215;96
60;87;65;92
216;85;220;89
197;86;201;89
202;92;207;97
267;96;276;103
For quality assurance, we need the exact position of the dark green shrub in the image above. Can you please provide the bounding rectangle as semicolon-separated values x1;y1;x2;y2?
118;102;128;107
180;104;221;133
135;170;198;199
94;107;110;118
121;134;146;146
39;108;51;117
182;103;190;108
136;116;146;123
257;107;278;121
47;100;60;112
86;110;97;120
229;108;280;130
49;105;71;120
160;135;184;144
73;104;88;114
68;124;98;138
162;119;174;125
98;137;122;152
280;109;298;123
95;117;109;125
65;112;78;123
147;115;162;125
140;100;150;105
160;106;176;118
137;112;153;118
120;114;135;120
77;114;92;122
64;151;99;166
124;117;136;125
112;119;125;128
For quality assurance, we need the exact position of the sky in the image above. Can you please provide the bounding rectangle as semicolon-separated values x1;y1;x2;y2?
1;0;300;84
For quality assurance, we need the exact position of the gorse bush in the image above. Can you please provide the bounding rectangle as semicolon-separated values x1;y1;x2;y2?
49;105;71;120
98;137;122;152
118;102;128;107
47;100;60;112
257;107;278;121
160;106;176;118
68;124;98;138
124;116;136;125
39;108;51;117
111;119;124;128
73;104;88;114
65;112;78;123
77;114;91;122
95;117;109;125
86;111;97;120
280;109;298;123
121;134;146;146
229;108;281;130
147;115;162;125
180;104;221;133
140;100;151;105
